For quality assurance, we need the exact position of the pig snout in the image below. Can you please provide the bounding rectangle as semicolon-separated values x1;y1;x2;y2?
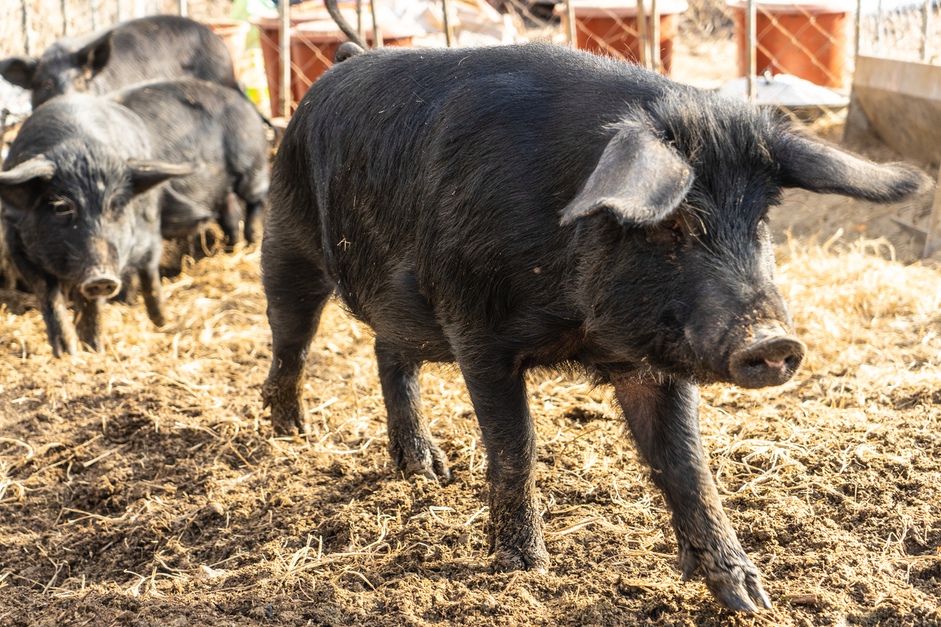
80;271;122;299
728;324;805;388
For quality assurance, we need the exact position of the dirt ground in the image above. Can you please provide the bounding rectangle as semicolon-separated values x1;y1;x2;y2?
3;31;941;627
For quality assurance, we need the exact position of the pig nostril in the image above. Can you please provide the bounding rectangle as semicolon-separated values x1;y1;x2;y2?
81;278;121;299
729;335;806;389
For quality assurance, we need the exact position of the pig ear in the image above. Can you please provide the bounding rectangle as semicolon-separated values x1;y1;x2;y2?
0;56;39;89
0;156;57;210
75;32;113;79
128;160;197;195
561;125;693;227
774;132;932;202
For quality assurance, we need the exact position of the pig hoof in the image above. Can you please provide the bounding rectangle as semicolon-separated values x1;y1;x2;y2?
492;545;550;573
679;540;771;612
50;333;78;358
261;384;309;435
490;531;550;573
392;441;451;483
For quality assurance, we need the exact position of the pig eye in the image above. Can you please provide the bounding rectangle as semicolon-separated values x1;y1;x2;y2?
49;197;76;217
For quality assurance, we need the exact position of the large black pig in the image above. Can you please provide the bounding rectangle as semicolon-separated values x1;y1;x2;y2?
261;44;930;611
0;15;238;109
111;79;270;246
0;95;192;356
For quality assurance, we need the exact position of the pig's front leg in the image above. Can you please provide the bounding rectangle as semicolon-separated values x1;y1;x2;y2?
611;374;771;612
462;361;549;572
74;295;104;352
376;341;450;482
5;232;77;357
139;257;167;328
40;282;79;357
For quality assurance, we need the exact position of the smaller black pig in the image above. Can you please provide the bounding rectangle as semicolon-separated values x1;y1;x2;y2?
261;44;930;611
110;79;270;247
0;15;238;109
0;95;193;356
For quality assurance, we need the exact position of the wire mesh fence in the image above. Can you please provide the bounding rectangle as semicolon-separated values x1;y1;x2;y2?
1;0;939;120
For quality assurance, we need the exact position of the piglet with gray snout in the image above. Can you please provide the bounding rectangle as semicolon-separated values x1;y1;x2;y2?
261;44;931;611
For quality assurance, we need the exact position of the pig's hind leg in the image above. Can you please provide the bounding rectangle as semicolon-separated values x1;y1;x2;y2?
611;374;771;612
261;236;333;436
375;341;450;482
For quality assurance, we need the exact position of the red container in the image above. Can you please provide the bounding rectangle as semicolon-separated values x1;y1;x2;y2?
728;0;852;88
251;3;420;117
202;19;251;75
564;0;689;75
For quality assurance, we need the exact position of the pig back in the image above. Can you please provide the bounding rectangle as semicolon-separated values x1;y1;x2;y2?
284;44;669;332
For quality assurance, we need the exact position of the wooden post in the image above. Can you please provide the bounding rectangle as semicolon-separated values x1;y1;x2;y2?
356;0;364;43
281;0;291;118
442;0;454;47
635;0;648;69
564;0;576;48
20;0;31;55
924;165;941;258
650;0;660;73
922;0;932;63
854;0;862;58
371;0;382;48
746;0;756;100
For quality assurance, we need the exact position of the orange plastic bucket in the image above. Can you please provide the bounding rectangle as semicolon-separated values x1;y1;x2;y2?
729;0;853;88
562;0;689;76
251;3;420;117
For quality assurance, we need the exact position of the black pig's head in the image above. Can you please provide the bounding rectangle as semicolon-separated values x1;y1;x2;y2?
0;32;115;108
0;146;192;298
566;95;930;388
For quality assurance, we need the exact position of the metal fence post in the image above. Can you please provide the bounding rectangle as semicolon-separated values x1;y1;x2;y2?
564;0;576;48
746;0;756;100
371;0;382;48
442;0;454;47
20;0;31;55
281;0;291;118
636;0;648;69
922;0;932;62
650;0;661;73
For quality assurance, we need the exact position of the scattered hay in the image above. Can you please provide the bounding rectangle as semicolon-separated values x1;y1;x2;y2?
0;235;939;626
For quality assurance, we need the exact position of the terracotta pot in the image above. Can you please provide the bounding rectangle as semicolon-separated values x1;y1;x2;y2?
202;19;251;76
728;0;852;88
563;0;689;76
251;3;419;117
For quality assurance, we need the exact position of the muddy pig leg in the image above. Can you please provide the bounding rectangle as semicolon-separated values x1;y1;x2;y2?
461;359;548;572
375;340;450;482
139;257;167;328
611;374;771;612
243;200;264;246
41;282;79;357
261;240;333;436
74;295;105;352
220;191;243;251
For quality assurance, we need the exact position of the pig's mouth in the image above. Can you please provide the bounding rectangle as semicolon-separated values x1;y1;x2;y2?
726;325;805;388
